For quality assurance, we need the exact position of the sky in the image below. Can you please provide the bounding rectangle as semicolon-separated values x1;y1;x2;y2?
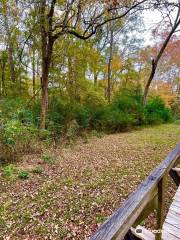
143;7;180;46
143;9;164;46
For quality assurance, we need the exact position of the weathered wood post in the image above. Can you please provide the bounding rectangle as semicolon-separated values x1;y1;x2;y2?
156;177;165;240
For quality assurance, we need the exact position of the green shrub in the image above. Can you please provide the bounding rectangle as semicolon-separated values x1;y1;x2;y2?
18;170;29;179
65;119;80;139
47;98;67;134
0;120;41;163
30;101;41;126
41;154;55;164
144;97;173;124
101;108;135;132
0;91;173;154
88;105;105;130
111;89;144;125
2;164;16;179
91;88;144;132
0;97;25;121
171;99;180;120
17;109;34;125
82;90;106;110
47;92;105;134
68;104;90;129
0;98;49;163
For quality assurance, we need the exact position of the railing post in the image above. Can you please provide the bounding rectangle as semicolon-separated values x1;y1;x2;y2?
156;177;165;240
169;168;180;186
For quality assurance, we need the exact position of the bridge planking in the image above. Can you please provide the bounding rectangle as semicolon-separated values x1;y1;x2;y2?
162;184;180;240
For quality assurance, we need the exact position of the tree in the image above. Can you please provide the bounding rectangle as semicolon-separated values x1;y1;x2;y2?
1;0;17;83
37;0;148;128
156;37;180;88
0;50;7;96
107;13;114;103
143;1;180;104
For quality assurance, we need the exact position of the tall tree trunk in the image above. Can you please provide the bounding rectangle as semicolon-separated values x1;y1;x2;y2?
32;48;36;95
40;74;48;129
2;60;6;96
143;15;180;105
0;72;1;96
107;20;113;103
0;55;6;96
39;0;56;129
94;72;98;88
2;2;16;83
67;56;74;101
40;39;53;129
143;59;155;105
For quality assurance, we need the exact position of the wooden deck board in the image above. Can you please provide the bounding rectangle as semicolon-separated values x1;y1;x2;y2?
172;200;180;207
162;185;180;240
165;219;180;229
165;212;179;221
162;229;180;240
173;191;180;197
162;223;180;238
169;205;180;213
172;201;180;208
167;211;180;221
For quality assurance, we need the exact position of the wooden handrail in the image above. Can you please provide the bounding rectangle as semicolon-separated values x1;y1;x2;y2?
90;144;180;240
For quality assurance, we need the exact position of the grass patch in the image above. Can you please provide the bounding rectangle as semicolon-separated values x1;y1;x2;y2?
41;154;56;164
2;164;16;180
32;166;44;174
18;170;29;179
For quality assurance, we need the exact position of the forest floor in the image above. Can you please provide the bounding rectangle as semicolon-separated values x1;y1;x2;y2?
0;123;180;240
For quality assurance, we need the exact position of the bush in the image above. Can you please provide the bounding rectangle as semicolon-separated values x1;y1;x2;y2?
82;90;106;110
65;120;81;139
144;97;173;124
47;98;67;134
0;98;51;163
67;104;90;129
47;99;91;134
101;108;135;132
17;109;34;125
171;99;180;120
18;170;29;179
0;92;173;161
30;101;41;126
90;91;172;132
111;90;144;125
46;90;106;135
0;97;25;121
91;88;144;132
0;120;42;163
41;154;55;164
2;164;16;179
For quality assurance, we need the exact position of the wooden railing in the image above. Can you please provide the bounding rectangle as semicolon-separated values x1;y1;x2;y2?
90;144;180;240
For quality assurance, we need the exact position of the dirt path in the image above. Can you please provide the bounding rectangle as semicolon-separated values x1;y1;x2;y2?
0;124;180;239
